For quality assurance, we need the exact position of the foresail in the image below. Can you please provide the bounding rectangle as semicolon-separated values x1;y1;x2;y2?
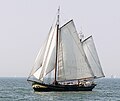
82;36;105;78
31;39;47;79
39;25;57;81
30;24;57;82
33;67;42;79
43;69;55;84
57;20;94;81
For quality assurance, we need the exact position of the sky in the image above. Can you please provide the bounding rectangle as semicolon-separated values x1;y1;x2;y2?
0;0;120;78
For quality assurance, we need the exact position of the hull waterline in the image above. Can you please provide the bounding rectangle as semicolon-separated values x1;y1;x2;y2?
32;81;96;92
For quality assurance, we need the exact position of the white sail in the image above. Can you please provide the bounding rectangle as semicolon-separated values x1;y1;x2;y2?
33;67;42;79
39;24;57;80
82;36;105;78
32;40;47;79
43;69;55;84
57;20;94;81
32;24;57;81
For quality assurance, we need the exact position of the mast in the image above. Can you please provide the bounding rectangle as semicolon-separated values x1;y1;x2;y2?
54;7;60;85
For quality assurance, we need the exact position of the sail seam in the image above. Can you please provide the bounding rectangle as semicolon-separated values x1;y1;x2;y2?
58;29;66;81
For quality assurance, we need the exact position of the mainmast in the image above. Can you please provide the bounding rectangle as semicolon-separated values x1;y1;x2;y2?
54;7;60;85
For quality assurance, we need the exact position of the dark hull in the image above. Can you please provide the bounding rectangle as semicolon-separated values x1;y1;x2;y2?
32;81;96;92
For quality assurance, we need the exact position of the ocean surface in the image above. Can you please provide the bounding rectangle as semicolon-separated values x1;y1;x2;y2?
0;78;120;101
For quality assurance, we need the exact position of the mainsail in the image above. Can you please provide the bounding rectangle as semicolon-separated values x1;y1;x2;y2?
57;20;94;81
82;36;105;78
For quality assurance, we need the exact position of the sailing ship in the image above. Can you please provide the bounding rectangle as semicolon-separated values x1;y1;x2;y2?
27;8;105;92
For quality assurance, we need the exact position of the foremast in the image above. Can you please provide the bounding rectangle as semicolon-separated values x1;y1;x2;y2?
54;7;60;85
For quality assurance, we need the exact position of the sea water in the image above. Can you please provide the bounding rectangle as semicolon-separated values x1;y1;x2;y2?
0;77;120;101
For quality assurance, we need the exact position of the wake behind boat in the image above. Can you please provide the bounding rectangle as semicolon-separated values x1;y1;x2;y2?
27;8;105;92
